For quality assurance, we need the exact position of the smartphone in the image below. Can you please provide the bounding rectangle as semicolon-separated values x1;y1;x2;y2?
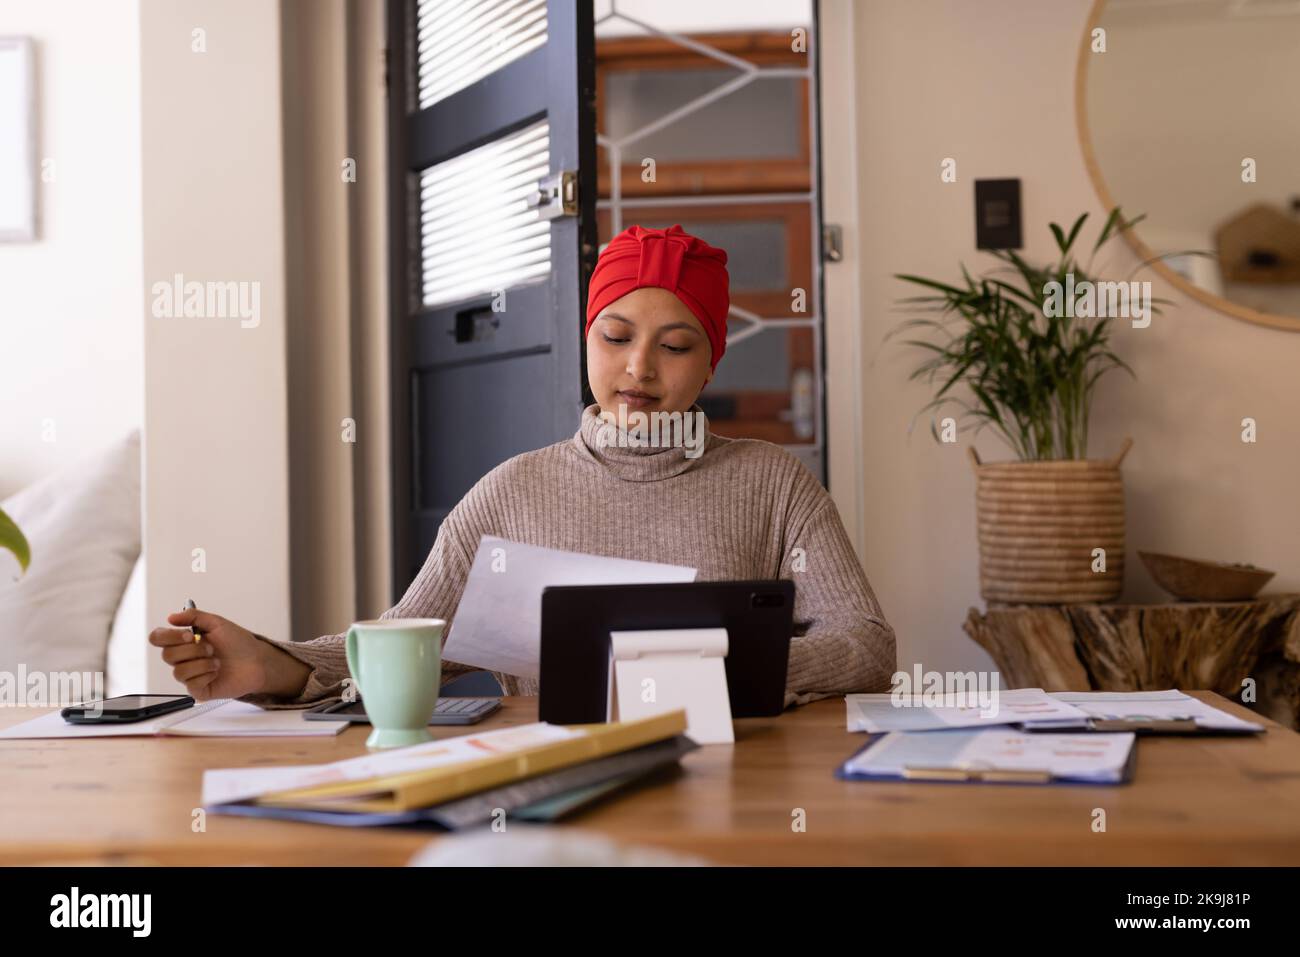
61;694;195;724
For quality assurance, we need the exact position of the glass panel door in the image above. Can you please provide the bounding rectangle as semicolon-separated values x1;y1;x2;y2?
593;0;825;480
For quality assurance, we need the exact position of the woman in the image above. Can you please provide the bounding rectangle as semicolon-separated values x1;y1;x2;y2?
151;224;896;710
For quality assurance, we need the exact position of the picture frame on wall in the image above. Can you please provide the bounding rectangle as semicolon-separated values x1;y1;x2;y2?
0;36;36;242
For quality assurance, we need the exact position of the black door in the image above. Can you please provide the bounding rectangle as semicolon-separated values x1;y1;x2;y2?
387;0;597;595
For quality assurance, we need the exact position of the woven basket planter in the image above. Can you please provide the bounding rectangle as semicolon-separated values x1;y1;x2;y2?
968;438;1132;604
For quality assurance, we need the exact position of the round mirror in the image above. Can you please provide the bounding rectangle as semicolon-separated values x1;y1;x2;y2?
1077;0;1300;331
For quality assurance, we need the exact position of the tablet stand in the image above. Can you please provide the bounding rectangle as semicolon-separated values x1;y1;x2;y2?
607;627;734;744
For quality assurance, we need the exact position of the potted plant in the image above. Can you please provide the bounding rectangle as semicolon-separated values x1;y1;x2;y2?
891;209;1170;603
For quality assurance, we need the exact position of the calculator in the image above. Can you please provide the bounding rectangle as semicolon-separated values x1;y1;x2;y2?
303;697;501;726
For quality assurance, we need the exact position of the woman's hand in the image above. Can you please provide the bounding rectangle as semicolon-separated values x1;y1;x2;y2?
149;609;307;702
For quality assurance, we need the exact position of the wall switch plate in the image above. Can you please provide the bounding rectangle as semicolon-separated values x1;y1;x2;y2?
975;179;1022;250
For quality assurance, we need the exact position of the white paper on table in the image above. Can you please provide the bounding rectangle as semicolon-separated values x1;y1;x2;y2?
845;688;1091;733
0;699;346;739
844;728;1136;783
1030;690;1265;732
201;721;582;805
440;535;697;680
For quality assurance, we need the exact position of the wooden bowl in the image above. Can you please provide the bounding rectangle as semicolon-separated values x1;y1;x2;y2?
1138;550;1275;601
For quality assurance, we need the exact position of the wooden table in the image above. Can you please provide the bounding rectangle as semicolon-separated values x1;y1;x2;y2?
3;693;1300;866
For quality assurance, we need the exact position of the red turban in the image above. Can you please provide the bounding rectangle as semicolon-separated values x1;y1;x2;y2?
584;224;731;371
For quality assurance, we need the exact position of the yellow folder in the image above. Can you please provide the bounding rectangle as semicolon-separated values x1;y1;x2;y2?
255;709;688;814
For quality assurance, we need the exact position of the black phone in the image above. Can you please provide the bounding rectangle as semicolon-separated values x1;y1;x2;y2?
61;694;195;724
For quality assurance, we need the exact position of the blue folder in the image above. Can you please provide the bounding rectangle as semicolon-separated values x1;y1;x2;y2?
835;730;1138;786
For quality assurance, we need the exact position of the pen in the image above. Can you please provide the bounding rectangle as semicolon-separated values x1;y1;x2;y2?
902;765;1053;783
183;598;202;643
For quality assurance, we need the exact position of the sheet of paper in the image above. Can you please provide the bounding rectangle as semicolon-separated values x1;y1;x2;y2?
0;699;226;739
0;699;346;739
201;721;582;805
160;700;345;737
441;535;696;680
843;728;1136;783
1029;690;1265;732
845;688;1091;733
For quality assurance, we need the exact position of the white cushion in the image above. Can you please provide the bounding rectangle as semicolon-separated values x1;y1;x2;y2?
106;554;147;697
0;430;141;688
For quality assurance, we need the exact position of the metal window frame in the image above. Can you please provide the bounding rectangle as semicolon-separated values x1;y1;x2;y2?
594;2;827;475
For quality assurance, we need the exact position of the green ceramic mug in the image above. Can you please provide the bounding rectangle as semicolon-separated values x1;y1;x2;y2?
344;618;445;749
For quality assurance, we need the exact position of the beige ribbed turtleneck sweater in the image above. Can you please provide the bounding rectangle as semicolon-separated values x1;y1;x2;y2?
240;403;896;711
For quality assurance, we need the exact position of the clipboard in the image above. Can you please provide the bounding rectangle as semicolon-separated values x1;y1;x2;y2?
834;732;1138;787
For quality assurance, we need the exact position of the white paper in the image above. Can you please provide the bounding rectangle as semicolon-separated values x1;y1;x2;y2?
845;688;1091;733
1030;690;1265;733
0;699;346;739
160;700;346;737
441;535;697;680
844;729;1136;783
201;721;582;805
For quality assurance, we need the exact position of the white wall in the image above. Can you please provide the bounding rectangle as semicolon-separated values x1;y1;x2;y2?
846;0;1300;678
819;1;867;563
0;0;143;492
139;0;292;690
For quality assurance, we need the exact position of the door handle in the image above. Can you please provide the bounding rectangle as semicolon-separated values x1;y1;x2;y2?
526;170;578;220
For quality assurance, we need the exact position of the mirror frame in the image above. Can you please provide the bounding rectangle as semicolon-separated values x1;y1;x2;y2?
1075;0;1300;333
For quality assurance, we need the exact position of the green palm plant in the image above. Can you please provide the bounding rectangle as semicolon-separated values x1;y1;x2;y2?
1;506;30;574
889;208;1175;461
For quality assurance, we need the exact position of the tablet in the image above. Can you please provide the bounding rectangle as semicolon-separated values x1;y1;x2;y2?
538;579;794;725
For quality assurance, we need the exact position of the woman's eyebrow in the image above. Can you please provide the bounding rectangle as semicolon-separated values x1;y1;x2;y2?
599;313;702;336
